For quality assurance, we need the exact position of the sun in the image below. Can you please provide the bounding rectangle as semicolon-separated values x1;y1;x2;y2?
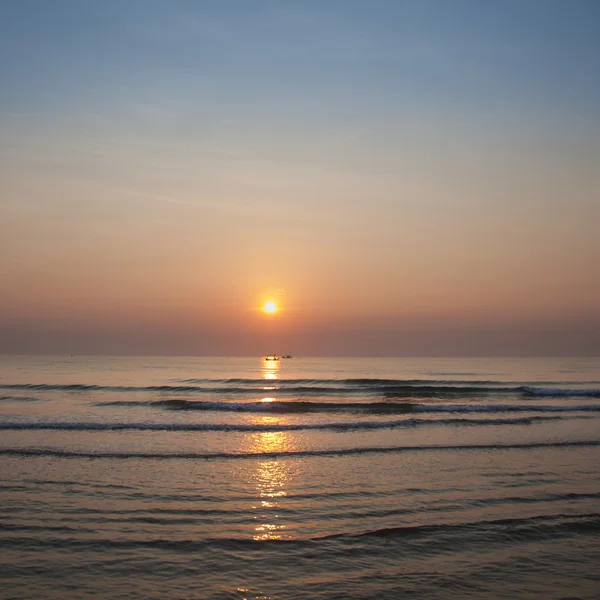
263;300;278;314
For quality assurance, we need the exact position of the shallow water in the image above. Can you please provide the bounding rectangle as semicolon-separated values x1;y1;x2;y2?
1;356;599;599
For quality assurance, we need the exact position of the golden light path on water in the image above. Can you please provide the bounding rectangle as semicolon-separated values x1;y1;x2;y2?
245;357;294;540
249;433;293;541
262;356;279;381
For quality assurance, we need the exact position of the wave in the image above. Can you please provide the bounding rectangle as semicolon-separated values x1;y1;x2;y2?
96;398;600;415
414;403;600;413
2;381;599;398
0;382;521;396
0;383;246;393
98;399;419;412
176;378;600;387
0;414;567;433
2;512;598;550
1;440;598;460
0;395;40;402
523;386;600;397
319;512;600;542
177;378;520;385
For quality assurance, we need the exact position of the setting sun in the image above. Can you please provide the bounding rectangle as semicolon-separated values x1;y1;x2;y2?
263;301;278;314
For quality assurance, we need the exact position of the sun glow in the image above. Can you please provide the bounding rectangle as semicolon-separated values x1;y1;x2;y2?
263;300;278;314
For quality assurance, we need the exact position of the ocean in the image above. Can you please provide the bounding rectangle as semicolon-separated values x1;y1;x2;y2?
1;355;599;599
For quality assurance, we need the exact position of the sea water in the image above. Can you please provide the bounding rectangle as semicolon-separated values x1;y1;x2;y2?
1;356;599;599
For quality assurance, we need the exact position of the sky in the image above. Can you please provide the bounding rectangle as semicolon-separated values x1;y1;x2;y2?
1;0;599;356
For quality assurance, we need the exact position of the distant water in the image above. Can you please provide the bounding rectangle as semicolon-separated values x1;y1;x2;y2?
1;355;599;599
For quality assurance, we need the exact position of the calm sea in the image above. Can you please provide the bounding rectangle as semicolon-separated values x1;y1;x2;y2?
1;355;599;599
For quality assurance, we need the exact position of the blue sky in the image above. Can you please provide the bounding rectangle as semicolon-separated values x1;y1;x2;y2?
3;1;599;117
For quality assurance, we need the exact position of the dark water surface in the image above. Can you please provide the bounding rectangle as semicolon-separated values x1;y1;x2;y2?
1;356;599;599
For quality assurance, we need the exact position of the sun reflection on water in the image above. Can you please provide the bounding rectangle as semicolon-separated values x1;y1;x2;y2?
248;430;294;540
262;358;279;381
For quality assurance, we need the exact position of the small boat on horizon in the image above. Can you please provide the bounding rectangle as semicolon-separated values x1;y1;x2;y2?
264;355;280;361
282;353;293;359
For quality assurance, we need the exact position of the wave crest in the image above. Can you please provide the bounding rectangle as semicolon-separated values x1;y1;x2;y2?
0;414;567;433
0;440;598;460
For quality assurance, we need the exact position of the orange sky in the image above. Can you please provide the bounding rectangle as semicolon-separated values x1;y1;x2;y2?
1;2;599;355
